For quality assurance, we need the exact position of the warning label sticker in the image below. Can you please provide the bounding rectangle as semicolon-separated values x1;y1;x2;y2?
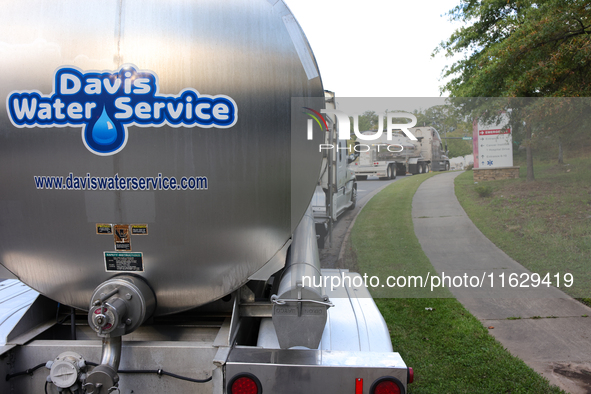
96;224;113;235
114;224;131;251
131;224;148;235
104;252;144;272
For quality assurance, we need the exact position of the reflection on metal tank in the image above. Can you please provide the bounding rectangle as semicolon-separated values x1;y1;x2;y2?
0;0;324;315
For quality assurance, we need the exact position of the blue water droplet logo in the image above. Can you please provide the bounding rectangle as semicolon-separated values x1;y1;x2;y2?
83;104;126;155
91;107;117;145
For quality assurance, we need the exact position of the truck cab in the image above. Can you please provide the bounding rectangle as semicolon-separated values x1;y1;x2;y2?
312;91;357;248
410;127;450;171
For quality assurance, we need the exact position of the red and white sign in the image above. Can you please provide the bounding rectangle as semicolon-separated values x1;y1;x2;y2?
479;129;510;136
473;114;513;169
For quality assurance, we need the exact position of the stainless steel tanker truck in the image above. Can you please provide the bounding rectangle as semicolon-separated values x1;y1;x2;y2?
352;127;450;179
0;1;412;393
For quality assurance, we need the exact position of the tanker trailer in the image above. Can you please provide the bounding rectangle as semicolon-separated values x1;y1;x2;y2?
0;1;411;393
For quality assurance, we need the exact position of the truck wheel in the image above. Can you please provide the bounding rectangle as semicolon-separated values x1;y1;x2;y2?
348;184;357;210
445;162;450;171
417;163;423;174
317;236;325;249
425;163;430;173
315;224;327;249
356;175;368;181
389;164;396;180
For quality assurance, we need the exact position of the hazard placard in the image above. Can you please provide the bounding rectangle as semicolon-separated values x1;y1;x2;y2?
114;224;131;251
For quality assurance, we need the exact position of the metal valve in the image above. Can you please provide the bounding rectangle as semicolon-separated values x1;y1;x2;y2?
87;276;153;338
85;276;155;393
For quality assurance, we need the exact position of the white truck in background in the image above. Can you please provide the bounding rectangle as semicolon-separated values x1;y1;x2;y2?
312;91;358;248
411;127;451;172
352;126;450;180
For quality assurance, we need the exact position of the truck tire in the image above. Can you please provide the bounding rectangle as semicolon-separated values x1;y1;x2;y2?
389;164;396;180
396;164;406;176
417;163;424;174
317;236;325;249
445;162;450;171
425;163;430;173
315;224;327;249
356;175;368;181
348;184;357;210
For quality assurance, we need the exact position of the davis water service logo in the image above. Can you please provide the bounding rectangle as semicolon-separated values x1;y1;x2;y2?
6;64;238;156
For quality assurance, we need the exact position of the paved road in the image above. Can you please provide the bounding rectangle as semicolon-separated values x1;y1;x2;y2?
319;174;410;269
413;172;591;394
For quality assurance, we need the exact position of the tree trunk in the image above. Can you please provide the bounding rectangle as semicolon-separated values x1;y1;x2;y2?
526;124;535;182
558;136;563;164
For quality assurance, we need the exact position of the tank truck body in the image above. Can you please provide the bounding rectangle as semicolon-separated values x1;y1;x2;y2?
352;127;450;179
0;1;411;393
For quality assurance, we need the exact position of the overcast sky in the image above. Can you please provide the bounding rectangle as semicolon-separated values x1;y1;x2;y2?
286;0;464;98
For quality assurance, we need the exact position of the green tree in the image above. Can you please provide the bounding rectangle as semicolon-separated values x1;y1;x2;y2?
436;0;591;180
437;0;591;97
445;130;474;159
351;111;379;133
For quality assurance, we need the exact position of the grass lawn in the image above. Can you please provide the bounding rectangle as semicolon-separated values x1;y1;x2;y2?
455;157;591;303
345;173;565;393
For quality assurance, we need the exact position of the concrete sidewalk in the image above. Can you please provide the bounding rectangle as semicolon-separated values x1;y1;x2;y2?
412;171;591;394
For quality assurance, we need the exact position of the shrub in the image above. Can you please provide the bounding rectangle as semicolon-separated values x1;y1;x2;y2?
474;184;493;197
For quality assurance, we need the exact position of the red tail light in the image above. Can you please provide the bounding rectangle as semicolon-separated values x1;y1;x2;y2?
370;377;404;394
408;367;414;384
374;380;400;394
228;373;262;394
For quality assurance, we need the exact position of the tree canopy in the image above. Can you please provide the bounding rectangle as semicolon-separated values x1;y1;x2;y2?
436;0;591;180
437;0;591;97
